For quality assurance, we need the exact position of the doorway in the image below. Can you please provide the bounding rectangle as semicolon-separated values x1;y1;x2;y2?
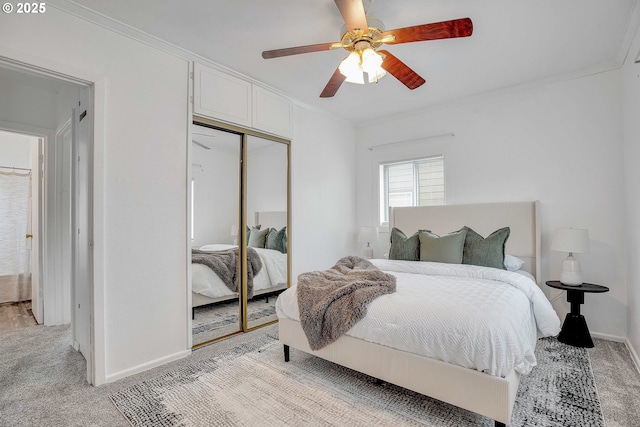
0;130;39;331
0;60;95;383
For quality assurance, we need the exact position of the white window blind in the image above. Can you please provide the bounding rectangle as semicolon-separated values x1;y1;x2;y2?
380;155;445;223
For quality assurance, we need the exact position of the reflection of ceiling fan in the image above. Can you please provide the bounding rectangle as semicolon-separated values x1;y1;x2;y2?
262;0;472;98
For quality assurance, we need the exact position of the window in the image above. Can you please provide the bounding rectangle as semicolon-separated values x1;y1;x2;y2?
379;155;445;223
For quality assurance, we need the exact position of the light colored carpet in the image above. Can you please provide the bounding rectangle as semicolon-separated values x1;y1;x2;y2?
1;322;639;427
589;338;640;427
111;335;603;426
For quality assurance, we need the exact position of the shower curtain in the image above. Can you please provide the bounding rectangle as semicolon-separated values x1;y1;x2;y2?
0;170;32;303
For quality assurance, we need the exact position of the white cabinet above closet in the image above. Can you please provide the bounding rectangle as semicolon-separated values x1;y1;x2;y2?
193;63;292;138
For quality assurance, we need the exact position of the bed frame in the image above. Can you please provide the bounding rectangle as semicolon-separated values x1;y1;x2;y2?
279;201;541;426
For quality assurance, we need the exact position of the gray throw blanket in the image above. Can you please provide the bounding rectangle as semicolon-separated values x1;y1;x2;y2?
192;247;262;298
297;256;396;351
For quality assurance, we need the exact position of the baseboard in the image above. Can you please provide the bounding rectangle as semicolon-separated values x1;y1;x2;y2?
626;339;640;375
591;331;626;343
591;332;640;375
105;349;192;383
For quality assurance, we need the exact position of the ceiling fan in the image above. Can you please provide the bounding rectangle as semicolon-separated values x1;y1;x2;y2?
261;0;473;98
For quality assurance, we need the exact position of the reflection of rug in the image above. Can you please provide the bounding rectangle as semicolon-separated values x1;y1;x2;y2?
111;335;604;427
192;297;276;339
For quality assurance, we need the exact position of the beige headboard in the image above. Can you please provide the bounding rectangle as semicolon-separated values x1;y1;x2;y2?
254;211;287;229
389;201;541;281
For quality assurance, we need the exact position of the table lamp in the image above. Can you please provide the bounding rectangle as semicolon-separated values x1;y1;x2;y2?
551;228;590;285
358;226;379;259
231;224;238;245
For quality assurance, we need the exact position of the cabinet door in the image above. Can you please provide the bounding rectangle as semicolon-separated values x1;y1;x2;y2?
194;63;252;127
252;85;292;138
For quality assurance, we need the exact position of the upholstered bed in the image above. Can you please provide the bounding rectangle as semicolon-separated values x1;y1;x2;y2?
275;201;560;426
192;211;288;311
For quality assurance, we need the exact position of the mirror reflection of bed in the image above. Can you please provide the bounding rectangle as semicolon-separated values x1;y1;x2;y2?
191;211;287;345
190;124;288;347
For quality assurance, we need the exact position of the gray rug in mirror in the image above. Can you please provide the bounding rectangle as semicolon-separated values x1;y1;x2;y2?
110;335;604;426
192;297;277;345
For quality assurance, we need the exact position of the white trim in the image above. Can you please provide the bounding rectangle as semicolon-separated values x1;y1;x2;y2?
186;61;194;350
0;52;105;386
591;332;640;375
626;338;640;375
105;349;192;384
591;331;627;343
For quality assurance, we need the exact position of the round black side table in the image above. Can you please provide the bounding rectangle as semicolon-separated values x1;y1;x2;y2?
546;281;609;348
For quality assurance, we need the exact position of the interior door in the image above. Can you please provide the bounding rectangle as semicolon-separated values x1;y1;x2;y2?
191;123;242;346
190;118;290;346
71;103;92;381
244;135;289;330
29;138;43;323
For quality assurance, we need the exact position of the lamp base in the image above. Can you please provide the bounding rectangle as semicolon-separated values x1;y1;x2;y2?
560;255;582;286
363;246;374;259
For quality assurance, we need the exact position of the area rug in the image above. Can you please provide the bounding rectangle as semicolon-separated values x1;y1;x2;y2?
110;334;604;426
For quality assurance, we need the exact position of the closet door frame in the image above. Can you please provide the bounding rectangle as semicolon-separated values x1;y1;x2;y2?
191;115;290;340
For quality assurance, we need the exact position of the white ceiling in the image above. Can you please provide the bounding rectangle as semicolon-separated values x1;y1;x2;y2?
69;0;640;124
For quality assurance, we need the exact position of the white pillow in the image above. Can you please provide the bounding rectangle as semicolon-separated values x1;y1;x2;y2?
504;254;525;271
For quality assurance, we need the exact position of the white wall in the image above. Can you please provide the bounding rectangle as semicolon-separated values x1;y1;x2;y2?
291;105;357;279
1;8;190;383
191;144;239;247
0;79;57;130
623;43;640;361
357;70;627;339
247;138;288;227
0;130;33;167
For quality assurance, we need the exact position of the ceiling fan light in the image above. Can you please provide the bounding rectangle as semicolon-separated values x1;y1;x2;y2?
339;51;365;84
367;68;386;83
361;48;385;83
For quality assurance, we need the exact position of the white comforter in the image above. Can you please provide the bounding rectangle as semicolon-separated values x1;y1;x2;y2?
193;244;287;299
276;259;560;377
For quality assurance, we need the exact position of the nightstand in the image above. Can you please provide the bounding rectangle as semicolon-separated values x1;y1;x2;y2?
546;281;609;348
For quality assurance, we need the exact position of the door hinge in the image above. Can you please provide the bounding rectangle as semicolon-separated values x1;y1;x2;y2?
190;71;194;79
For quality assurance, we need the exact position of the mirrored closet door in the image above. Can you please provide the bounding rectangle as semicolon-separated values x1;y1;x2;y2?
191;123;242;346
191;118;290;347
244;135;289;330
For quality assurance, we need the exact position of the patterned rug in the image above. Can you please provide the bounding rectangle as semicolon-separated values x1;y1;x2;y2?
111;334;604;426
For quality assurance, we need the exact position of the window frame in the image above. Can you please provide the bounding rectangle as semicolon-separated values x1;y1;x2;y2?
379;155;446;225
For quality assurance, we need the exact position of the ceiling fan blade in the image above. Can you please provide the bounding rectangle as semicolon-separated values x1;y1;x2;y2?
320;67;347;98
379;50;425;90
262;42;339;59
382;17;473;44
334;0;369;34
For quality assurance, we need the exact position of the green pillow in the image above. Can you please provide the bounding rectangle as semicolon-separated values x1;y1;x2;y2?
266;226;287;253
462;226;510;270
248;226;268;248
389;227;419;261
418;229;467;264
246;225;261;245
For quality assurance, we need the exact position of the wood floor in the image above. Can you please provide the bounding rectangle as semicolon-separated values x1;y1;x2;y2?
0;300;37;334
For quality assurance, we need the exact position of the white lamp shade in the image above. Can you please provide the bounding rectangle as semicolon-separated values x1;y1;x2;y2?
551;228;590;253
339;52;365;84
358;226;379;243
